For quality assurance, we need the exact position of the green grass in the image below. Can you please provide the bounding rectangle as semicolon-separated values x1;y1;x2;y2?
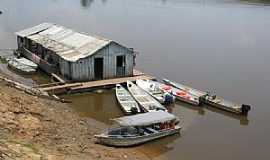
0;56;7;63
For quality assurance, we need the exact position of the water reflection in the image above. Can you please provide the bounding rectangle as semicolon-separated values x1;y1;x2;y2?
202;104;250;125
175;100;249;125
62;90;123;124
80;0;94;8
136;133;181;160
175;101;206;116
80;0;107;8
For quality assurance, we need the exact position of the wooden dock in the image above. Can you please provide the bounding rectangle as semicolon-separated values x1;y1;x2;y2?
38;70;155;94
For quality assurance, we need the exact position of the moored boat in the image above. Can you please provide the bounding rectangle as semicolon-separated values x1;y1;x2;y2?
115;84;141;114
127;81;167;112
7;58;38;74
163;79;251;115
163;79;207;98
156;80;200;105
94;111;181;147
136;79;174;104
203;94;251;115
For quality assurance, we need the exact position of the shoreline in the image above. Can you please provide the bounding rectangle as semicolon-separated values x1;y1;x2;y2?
0;77;154;160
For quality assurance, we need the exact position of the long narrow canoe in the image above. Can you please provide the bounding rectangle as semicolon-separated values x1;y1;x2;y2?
203;95;251;115
155;81;200;106
163;79;207;98
136;79;174;104
163;79;251;115
115;84;141;115
127;81;167;112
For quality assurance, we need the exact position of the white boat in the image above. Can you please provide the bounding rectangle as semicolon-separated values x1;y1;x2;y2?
163;79;207;98
115;84;141;114
158;81;200;106
163;79;251;114
127;81;167;112
136;79;174;104
203;94;251;115
95;111;181;147
8;58;38;74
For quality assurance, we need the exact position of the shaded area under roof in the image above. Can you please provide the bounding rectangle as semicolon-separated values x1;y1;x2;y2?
113;111;177;127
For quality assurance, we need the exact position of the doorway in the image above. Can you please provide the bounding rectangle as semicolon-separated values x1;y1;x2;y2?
116;55;125;77
94;58;103;79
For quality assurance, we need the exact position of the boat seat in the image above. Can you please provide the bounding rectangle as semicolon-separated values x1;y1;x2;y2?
146;127;159;134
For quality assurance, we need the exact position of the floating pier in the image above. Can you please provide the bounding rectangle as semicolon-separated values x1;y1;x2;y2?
38;70;155;95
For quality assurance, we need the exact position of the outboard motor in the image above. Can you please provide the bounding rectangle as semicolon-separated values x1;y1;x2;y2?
130;107;138;114
164;93;174;104
241;104;251;115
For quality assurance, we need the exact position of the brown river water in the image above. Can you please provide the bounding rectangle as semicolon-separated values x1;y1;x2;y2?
1;0;270;159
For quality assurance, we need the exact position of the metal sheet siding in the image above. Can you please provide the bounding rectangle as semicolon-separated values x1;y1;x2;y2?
59;42;133;81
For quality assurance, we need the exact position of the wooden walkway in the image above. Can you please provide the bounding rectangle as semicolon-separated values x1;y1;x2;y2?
38;70;155;94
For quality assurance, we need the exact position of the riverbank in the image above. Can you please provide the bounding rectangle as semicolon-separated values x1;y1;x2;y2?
0;77;151;160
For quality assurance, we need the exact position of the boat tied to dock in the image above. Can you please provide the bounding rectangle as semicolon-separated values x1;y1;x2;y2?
115;84;141;115
127;81;167;112
94;111;181;147
136;79;175;104
163;79;251;115
157;80;200;106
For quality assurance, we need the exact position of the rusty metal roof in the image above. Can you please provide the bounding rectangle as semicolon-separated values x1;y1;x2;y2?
16;23;113;62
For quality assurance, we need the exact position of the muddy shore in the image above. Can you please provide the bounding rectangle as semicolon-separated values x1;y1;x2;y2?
0;77;153;160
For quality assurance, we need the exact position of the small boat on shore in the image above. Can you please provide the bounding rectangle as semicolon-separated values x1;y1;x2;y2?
163;79;251;115
95;111;181;147
136;79;174;104
127;81;167;112
8;57;38;74
115;84;141;114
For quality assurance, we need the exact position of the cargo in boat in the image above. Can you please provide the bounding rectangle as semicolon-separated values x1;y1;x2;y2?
157;80;200;105
163;79;251;114
136;79;174;104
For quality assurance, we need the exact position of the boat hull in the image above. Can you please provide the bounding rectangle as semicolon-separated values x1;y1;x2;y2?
202;96;250;115
8;61;36;74
115;84;141;115
163;79;251;114
95;127;181;147
127;81;167;112
158;82;200;106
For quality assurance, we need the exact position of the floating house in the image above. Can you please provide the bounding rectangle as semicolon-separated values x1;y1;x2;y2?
15;23;135;81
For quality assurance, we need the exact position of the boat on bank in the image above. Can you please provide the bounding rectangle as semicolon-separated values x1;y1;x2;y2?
115;84;141;114
136;79;174;104
7;57;38;74
163;79;251;115
94;111;181;147
127;81;167;112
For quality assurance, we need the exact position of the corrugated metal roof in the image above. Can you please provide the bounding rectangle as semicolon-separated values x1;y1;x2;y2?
113;111;177;127
16;23;114;62
15;23;54;37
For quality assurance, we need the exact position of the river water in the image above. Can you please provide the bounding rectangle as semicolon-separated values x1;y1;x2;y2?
1;0;270;159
